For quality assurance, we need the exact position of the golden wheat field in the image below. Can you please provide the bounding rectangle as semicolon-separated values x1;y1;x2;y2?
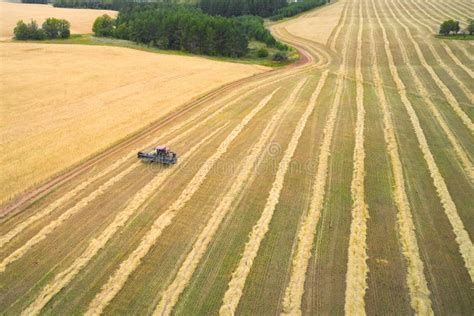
0;1;117;39
0;0;473;315
0;43;267;204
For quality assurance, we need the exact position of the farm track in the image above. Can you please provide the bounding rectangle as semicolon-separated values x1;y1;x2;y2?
1;0;473;315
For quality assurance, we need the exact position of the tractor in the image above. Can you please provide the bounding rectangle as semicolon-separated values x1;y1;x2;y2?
137;146;178;165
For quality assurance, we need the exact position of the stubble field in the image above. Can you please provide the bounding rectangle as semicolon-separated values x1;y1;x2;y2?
0;0;472;315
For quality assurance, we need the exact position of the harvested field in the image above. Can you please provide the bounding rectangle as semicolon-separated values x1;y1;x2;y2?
1;0;473;315
0;43;267;204
0;1;117;40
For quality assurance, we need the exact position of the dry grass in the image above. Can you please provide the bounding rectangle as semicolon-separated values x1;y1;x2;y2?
0;43;267;205
0;1;117;39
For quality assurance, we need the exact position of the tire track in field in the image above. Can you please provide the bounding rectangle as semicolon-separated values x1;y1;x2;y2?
82;88;281;316
401;0;474;79
374;0;474;282
380;0;474;184
368;2;433;312
20;126;226;316
345;1;370;313
383;1;474;133
152;79;309;316
329;0;350;52
392;0;474;104
221;12;354;311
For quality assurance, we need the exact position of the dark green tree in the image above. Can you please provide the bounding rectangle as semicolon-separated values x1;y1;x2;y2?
439;19;460;35
42;18;71;39
13;20;30;40
468;19;474;35
93;14;115;37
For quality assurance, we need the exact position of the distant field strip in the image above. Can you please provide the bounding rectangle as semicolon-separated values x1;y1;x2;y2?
391;0;473;104
20;127;226;316
345;0;370;313
381;0;474;184
369;0;432;312
152;79;309;316
399;0;474;79
384;1;474;133
83;89;281;316
375;0;474;282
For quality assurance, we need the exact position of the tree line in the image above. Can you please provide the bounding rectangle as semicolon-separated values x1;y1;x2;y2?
14;18;71;40
270;0;327;21
199;0;287;17
439;19;474;36
95;4;249;57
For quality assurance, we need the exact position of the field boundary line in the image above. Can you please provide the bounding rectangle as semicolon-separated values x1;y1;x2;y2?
83;88;281;316
152;79;309;316
374;0;474;282
368;1;433;312
345;0;370;313
19;126;226;316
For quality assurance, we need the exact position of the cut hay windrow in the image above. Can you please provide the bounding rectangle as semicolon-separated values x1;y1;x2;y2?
392;0;474;104
84;88;281;316
383;1;474;134
152;79;309;316
0;163;139;273
219;53;346;316
278;69;339;315
369;1;433;312
20;126;226;316
344;0;369;313
399;0;474;79
329;0;350;52
374;0;474;282
414;0;474;60
281;2;356;313
385;2;474;133
384;0;474;184
0;154;132;249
